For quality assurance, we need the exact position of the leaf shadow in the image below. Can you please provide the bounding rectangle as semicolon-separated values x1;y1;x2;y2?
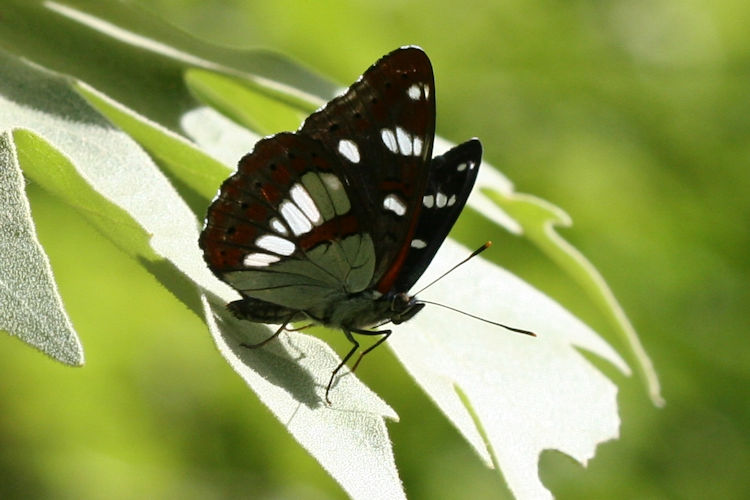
137;256;205;318
137;257;321;408
205;292;323;409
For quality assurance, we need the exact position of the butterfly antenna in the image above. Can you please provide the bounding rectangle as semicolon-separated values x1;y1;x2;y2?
418;300;536;336
413;241;493;296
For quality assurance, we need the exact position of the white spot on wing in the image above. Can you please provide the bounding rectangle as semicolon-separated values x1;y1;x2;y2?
243;252;280;267
383;193;407;216
381;128;398;153
270;217;288;235
395;127;412;156
407;84;421;100
256;234;295;256
447;194;457;207
436;192;448;208
457;162;468;172
280;200;313;235
423;194;434;208
290;183;322;225
338;139;360;163
423;84;431;99
411;239;427;249
413;136;423;156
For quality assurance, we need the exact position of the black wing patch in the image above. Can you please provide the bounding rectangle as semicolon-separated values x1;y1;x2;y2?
300;47;436;285
391;139;482;292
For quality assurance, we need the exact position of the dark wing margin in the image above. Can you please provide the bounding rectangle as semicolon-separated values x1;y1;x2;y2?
390;139;482;293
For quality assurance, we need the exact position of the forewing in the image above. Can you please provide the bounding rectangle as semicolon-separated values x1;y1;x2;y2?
200;133;376;311
300;46;436;285
391;139;482;292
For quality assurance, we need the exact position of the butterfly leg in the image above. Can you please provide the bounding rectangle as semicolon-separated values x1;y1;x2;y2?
325;328;394;403
240;316;294;349
350;328;392;373
326;329;361;405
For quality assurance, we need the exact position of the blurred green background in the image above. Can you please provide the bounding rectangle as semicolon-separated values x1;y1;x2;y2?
2;0;749;498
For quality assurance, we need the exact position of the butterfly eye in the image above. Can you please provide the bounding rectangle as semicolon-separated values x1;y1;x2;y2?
391;292;411;312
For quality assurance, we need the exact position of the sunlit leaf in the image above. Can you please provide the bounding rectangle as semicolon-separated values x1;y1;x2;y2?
393;238;628;499
484;189;663;407
0;132;83;365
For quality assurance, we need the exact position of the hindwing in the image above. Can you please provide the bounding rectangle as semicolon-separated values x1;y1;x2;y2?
391;139;482;292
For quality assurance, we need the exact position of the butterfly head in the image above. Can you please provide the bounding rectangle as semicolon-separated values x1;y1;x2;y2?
388;292;425;325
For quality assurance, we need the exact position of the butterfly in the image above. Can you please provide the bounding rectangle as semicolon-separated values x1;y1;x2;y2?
200;46;485;404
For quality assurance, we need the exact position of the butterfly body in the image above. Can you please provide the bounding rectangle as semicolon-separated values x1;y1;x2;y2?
200;46;481;402
227;289;421;331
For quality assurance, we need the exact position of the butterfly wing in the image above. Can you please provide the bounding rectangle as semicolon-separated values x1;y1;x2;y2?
201;47;472;319
200;133;376;314
391;139;482;292
300;46;436;288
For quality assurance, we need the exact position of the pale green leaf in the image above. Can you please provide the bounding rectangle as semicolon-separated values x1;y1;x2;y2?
483;188;664;407
184;69;307;136
392;238;628;499
0;132;83;365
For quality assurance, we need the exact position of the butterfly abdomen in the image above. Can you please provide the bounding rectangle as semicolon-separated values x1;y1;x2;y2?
227;297;305;323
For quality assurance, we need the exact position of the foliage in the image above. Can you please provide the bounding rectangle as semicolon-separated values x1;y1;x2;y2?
17;1;750;499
